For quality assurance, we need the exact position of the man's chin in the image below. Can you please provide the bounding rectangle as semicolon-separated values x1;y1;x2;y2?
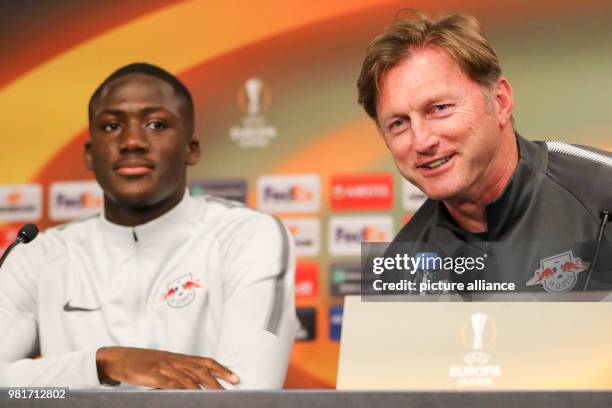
106;190;161;211
420;186;463;202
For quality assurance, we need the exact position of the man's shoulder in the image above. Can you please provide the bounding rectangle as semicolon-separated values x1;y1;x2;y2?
8;215;99;267
541;140;612;215
44;214;99;242
393;199;438;242
191;194;285;237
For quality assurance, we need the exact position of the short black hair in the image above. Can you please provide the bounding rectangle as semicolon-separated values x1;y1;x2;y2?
88;62;195;137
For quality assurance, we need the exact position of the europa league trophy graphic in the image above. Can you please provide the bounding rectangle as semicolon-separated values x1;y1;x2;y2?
245;78;263;116
229;76;277;147
471;312;488;350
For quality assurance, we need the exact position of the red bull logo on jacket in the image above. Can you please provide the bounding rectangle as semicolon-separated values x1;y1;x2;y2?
163;274;204;308
526;251;588;293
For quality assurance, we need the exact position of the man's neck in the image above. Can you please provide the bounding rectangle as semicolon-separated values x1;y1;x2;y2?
443;129;519;233
103;189;185;227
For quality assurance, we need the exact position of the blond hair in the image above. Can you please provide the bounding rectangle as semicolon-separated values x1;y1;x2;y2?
357;11;502;120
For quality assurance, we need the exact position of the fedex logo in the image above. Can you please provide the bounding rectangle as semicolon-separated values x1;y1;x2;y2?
281;217;320;257
402;179;427;211
330;174;393;210
295;261;319;299
49;181;103;221
0;184;42;222
328;216;393;256
257;174;320;213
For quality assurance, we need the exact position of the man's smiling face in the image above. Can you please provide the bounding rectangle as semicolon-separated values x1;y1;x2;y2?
376;46;505;202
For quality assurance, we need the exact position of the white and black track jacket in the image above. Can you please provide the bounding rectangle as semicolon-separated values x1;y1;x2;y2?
0;192;296;388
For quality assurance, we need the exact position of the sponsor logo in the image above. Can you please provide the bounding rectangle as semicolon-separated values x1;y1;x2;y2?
229;77;277;148
189;179;247;203
295;261;319;299
281;217;320;257
449;312;502;386
329;305;343;341
296;308;316;341
526;250;588;293
402;179;427;211
49;181;103;221
328;216;393;256
162;274;203;309
63;300;101;313
330;174;393;210
0;184;42;222
257;174;320;213
330;262;362;296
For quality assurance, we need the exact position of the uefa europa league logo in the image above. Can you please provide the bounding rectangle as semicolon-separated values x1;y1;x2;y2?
245;78;263;115
470;312;488;350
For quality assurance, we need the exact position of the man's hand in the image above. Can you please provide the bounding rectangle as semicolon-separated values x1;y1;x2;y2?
95;346;240;389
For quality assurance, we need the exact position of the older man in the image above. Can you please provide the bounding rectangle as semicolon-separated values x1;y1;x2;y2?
0;63;295;388
357;12;612;293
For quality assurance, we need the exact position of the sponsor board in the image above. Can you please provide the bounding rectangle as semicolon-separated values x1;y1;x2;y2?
328;216;393;256
330;262;361;296
257;174;320;213
0;184;42;222
402;179;427;211
189;179;247;203
49;181;103;221
330;174;393;211
329;305;343;341
281;217;320;257
295;260;319;299
296;308;316;341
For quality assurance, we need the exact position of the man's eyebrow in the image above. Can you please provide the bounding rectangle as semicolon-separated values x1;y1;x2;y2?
96;108;125;117
95;106;171;117
380;94;453;119
140;106;171;115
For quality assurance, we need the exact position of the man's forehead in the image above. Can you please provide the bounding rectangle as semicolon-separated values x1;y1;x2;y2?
94;73;182;113
377;47;473;110
390;47;466;85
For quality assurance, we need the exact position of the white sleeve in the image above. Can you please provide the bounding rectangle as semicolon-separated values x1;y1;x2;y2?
0;242;101;388
214;214;296;389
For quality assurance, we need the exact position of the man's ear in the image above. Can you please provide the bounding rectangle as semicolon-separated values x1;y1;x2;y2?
186;138;201;166
494;77;514;127
84;139;93;171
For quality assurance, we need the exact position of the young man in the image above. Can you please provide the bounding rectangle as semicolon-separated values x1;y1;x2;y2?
0;63;295;388
357;13;612;293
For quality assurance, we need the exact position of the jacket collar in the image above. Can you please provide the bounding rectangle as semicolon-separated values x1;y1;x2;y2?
434;133;546;240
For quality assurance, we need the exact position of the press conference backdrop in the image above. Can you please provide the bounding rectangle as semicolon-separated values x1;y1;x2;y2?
0;0;611;388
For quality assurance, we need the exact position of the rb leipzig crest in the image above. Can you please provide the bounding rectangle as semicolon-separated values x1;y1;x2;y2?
162;274;203;308
526;251;588;293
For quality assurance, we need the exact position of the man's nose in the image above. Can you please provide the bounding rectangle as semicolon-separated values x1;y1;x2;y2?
119;123;148;153
412;119;439;154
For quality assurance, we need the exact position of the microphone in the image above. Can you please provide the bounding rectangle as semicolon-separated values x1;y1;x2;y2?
583;198;612;291
0;223;39;270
